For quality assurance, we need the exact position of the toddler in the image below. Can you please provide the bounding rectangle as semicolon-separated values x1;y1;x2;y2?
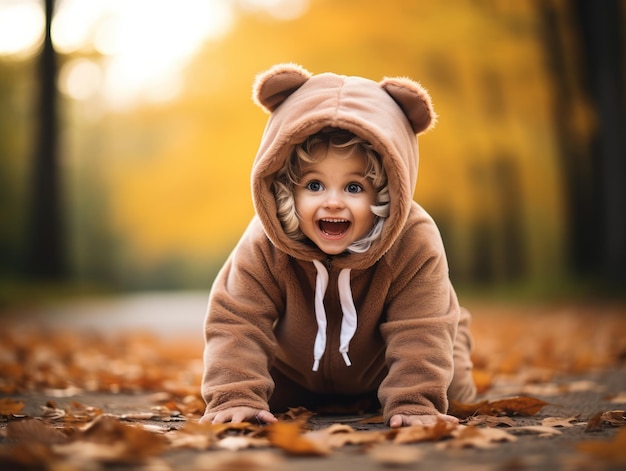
201;64;476;428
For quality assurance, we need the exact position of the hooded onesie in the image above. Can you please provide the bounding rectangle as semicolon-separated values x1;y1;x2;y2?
202;64;477;421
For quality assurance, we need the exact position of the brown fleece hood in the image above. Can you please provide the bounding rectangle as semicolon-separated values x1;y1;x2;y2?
251;63;437;270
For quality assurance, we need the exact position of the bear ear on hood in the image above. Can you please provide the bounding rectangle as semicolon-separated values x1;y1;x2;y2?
380;77;437;134
253;63;312;113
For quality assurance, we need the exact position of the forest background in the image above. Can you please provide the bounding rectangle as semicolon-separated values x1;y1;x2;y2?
0;0;624;303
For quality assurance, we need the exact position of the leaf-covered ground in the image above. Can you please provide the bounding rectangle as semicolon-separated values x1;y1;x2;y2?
1;299;625;470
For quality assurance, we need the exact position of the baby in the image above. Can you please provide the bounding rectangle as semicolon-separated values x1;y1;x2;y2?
201;64;476;428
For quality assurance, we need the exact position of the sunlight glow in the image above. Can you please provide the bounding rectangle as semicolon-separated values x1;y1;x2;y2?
52;0;234;108
58;59;102;101
241;0;309;20
0;0;44;57
0;0;308;108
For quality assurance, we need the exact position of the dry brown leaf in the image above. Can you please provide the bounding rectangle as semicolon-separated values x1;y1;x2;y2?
577;427;626;464
541;416;578;428
0;442;58;469
275;406;316;423
368;443;423;465
305;424;388;448
5;418;68;444
450;396;548;419
165;429;214;450
218;435;271;451
486;396;549;416
448;399;491;419
393;418;457;444
585;410;626;432
73;415;167;461
510;425;562;437
194;450;285;470
442;425;517;449
267;421;330;456
467;415;515;427
600;410;626;426
0;397;24;416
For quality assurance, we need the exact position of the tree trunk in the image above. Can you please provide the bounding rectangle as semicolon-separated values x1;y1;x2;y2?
573;0;626;284
26;0;65;279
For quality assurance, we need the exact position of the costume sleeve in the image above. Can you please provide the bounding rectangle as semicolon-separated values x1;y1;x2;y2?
201;218;284;414
377;218;460;419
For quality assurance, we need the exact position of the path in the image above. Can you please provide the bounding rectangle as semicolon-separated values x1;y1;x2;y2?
1;292;625;470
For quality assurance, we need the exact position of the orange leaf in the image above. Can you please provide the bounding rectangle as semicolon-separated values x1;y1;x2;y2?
444;425;517;449
0;398;25;416
266;421;330;456
393;418;458;444
486;397;549;416
577;427;626;464
450;396;548;419
448;400;490;419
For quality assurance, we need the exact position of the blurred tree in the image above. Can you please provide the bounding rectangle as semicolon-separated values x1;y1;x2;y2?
26;0;65;279
573;0;626;284
539;0;625;285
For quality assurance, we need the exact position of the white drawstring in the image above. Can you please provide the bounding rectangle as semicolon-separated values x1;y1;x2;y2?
338;268;356;367
311;261;357;371
312;260;329;372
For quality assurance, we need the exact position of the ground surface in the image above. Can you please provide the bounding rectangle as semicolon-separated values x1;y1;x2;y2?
1;292;625;470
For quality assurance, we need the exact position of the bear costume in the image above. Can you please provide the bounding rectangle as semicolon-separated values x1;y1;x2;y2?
201;64;476;422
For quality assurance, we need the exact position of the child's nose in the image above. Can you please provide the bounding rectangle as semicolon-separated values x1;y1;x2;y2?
323;189;345;209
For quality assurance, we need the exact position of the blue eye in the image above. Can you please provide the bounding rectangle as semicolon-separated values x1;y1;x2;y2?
346;183;363;193
306;181;323;192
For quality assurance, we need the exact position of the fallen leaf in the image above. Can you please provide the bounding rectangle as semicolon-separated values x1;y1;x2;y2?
450;396;548;419
448;400;490;419
441;425;517;449
466;415;515;427
541;416;578;428
368;443;423;465
267;421;330;456
218;435;270;451
0;398;24;416
510;425;563;437
72;415;167;462
393;418;458;444
5;419;68;444
486;397;549;416
577;427;626;464
305;424;387;448
585;410;626;432
194;450;284;470
275;406;316;423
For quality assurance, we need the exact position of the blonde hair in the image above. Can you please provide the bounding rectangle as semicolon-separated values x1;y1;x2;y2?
273;128;390;254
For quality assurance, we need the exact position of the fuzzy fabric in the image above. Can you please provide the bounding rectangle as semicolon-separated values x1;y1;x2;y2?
202;64;476;422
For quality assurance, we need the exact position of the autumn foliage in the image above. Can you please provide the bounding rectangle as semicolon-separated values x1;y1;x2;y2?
1;301;626;468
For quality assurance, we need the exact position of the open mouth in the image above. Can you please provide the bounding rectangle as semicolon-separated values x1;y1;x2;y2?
318;218;351;237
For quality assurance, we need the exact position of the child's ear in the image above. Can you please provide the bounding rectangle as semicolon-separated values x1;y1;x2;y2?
253;63;312;113
380;77;437;134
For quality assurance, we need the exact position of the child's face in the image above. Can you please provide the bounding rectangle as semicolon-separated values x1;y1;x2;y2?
294;146;377;255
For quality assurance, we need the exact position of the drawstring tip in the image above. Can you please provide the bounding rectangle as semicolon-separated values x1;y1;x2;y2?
341;352;352;367
312;359;320;372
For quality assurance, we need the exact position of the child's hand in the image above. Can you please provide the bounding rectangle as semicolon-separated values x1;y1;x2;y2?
199;407;277;425
389;413;458;428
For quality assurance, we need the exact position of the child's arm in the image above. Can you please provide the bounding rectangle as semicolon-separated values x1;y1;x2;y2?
378;215;461;423
201;219;284;420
